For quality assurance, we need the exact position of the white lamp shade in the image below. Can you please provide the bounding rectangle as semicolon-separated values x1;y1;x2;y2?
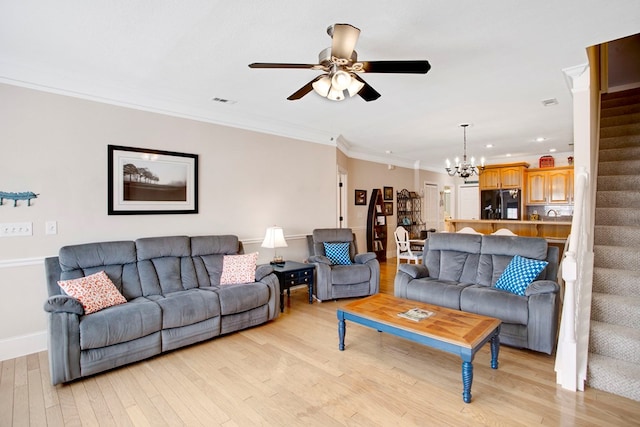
331;70;352;91
312;76;332;97
347;76;364;97
327;87;346;101
261;226;288;249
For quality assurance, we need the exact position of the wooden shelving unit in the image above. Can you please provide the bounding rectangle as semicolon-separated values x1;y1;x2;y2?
366;188;387;261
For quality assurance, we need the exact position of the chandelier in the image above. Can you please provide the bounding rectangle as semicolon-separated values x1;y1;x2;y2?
445;123;484;178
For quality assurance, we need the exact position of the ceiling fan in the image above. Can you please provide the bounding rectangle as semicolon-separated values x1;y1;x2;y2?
249;23;431;102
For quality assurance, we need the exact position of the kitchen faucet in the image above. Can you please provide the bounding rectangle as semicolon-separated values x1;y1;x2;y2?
546;209;558;217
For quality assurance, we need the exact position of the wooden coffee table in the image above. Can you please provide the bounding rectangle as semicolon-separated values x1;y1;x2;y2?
337;293;501;403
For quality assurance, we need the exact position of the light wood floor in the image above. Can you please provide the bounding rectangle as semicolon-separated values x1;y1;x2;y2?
3;259;639;426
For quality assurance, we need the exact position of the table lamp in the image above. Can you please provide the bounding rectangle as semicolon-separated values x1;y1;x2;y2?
261;226;288;265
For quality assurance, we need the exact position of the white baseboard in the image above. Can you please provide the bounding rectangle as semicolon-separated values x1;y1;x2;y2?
0;331;47;361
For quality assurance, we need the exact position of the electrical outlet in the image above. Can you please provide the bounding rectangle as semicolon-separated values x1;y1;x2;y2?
0;222;33;237
46;221;58;235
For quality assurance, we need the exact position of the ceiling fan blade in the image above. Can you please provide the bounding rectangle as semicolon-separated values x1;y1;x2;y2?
287;76;322;100
330;23;360;59
353;75;381;102
249;63;319;69
360;60;431;74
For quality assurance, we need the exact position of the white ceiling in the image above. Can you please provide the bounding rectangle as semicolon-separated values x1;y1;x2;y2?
2;1;639;171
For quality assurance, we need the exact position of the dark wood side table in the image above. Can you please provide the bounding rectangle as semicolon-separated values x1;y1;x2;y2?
272;261;314;312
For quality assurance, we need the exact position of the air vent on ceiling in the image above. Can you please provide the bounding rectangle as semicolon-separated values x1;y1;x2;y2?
541;98;559;107
212;97;237;105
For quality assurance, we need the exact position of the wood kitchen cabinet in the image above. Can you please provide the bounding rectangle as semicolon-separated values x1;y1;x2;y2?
525;167;573;205
478;162;529;190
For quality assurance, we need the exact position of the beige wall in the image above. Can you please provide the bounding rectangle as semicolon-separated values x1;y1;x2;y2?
343;157;455;256
0;84;337;358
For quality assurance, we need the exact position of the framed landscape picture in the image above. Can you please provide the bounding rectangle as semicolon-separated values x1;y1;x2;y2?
383;186;393;200
108;145;198;215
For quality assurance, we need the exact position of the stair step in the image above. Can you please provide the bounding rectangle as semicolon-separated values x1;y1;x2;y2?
594;225;640;248
600;135;640;150
594;245;640;271
598;159;640;175
593;267;640;297
602;88;640;106
596;190;640;208
591;292;640;328
601;102;640;118
587;353;640;402
600;123;640;139
595;207;640;227
590;321;640;364
599;145;640;162
599;134;640;150
601;111;640;128
597;175;640;191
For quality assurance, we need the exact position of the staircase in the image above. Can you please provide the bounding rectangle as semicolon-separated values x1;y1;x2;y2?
589;87;640;401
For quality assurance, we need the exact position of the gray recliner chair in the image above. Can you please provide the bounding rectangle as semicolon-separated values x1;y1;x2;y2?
307;228;380;301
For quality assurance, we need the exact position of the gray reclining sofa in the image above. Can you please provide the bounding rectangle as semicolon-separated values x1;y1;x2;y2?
44;235;279;385
395;233;560;354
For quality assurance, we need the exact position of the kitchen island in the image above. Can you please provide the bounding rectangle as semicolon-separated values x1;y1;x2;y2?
444;219;571;243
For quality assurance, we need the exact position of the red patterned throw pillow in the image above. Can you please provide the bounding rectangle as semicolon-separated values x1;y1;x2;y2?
220;252;259;285
58;270;127;314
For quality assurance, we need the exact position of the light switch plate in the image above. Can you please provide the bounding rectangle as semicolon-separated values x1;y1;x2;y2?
46;221;58;235
0;222;33;237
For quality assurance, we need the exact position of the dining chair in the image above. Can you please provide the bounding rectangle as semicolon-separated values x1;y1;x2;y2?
394;226;422;271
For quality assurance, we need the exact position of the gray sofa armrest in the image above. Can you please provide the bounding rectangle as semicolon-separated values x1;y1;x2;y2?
255;264;274;282
308;255;332;265
354;252;376;264
527;290;560;354
45;301;82;385
254;270;280;319
525;280;560;296
394;265;429;300
44;295;84;315
398;263;429;279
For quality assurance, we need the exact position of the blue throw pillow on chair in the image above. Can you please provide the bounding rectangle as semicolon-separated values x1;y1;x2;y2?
495;255;548;296
323;242;352;265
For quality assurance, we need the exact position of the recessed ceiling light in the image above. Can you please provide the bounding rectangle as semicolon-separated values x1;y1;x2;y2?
536;137;546;142
506;153;512;157
549;148;557;153
385;150;393;154
485;144;493;148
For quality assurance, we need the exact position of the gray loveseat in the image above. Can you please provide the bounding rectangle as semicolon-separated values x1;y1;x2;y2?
395;233;560;354
44;235;279;385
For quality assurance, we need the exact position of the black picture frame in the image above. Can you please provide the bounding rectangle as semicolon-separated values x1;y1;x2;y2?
355;189;367;205
108;145;198;215
384;202;393;216
383;186;393;200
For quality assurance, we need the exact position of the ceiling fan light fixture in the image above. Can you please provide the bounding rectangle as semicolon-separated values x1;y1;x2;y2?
347;76;365;96
312;75;332;97
331;70;352;91
327;87;346;101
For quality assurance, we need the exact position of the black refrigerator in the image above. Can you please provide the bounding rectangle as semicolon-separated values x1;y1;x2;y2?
480;189;521;220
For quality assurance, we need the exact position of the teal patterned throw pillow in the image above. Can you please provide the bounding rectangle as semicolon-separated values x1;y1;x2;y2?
495;255;548;296
323;242;352;265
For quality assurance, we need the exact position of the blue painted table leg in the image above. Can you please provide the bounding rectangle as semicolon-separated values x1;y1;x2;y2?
462;361;473;403
490;331;500;370
338;312;346;351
